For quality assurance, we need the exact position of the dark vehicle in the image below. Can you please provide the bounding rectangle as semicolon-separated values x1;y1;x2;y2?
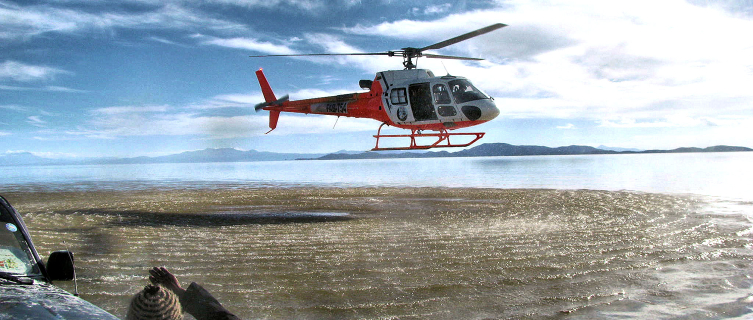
0;195;119;320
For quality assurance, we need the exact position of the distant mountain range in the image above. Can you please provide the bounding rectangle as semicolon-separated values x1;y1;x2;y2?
0;148;325;166
313;143;752;160
97;148;327;164
1;144;750;166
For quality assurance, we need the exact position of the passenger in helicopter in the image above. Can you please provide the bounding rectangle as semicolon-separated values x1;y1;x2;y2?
432;84;451;105
450;79;487;104
409;83;437;121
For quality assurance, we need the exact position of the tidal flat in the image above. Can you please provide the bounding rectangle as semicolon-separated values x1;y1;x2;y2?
5;187;753;319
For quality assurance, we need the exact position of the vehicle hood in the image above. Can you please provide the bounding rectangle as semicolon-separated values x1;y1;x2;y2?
0;283;119;320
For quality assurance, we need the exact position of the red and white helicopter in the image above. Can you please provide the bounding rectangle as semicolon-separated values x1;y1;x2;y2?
253;23;506;151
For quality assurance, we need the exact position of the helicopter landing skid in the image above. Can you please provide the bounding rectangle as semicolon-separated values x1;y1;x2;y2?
372;123;485;151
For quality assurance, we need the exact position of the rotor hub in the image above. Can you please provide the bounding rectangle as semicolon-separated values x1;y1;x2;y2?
400;48;422;70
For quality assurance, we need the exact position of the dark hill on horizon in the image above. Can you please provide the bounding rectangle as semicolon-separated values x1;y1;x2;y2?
0;148;325;166
98;148;326;164
313;143;752;160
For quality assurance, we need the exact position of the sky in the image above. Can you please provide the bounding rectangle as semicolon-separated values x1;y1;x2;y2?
2;0;752;158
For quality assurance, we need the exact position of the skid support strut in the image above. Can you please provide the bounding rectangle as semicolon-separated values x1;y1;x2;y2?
372;123;485;151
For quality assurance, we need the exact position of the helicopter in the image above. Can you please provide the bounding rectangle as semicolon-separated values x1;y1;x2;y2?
252;23;506;151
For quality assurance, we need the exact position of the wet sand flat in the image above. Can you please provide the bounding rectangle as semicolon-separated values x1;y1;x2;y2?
5;187;753;319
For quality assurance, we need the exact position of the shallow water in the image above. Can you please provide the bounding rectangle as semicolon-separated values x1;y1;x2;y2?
6;187;753;319
4;152;753;201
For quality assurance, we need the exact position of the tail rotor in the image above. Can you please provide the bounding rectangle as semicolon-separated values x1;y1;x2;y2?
254;94;289;112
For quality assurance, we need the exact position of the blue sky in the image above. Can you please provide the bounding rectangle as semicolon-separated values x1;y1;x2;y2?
2;0;752;158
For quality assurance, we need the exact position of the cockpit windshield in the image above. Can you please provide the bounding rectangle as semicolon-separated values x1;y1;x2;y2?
448;79;489;104
0;206;39;277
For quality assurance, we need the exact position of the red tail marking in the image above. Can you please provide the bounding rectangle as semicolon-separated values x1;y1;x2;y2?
255;69;277;103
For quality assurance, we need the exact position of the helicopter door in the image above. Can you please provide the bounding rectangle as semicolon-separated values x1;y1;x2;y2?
408;83;438;122
432;84;457;118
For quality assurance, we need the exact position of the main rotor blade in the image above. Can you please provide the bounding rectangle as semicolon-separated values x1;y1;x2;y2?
423;53;484;61
420;23;507;51
250;52;391;58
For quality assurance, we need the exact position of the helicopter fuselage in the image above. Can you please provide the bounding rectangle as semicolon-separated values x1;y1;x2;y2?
257;68;500;133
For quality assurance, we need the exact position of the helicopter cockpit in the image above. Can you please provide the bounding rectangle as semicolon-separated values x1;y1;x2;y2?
447;79;489;104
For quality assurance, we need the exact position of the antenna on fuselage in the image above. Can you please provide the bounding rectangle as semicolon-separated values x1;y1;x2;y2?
441;61;451;76
333;116;340;129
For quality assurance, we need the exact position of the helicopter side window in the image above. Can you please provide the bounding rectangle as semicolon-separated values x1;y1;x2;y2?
390;88;407;105
449;79;488;104
432;84;452;105
437;105;457;117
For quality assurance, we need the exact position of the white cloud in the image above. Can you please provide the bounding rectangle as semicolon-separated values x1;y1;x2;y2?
26;115;47;127
341;11;514;56
48;86;87;93
201;0;325;10
210;93;265;106
70;112;262;139
93;105;171;115
201;36;298;55
0;104;29;112
0;61;71;82
148;36;189;47
412;4;452;16
202;32;398;73
0;84;86;92
189;0;363;12
299;33;399;73
0;2;247;40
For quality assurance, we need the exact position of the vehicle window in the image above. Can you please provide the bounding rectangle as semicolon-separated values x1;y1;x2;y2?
449;79;488;104
390;88;407;105
432;84;451;104
0;210;38;276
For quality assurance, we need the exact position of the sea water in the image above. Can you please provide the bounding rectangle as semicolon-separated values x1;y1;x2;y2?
2;152;752;319
3;152;753;200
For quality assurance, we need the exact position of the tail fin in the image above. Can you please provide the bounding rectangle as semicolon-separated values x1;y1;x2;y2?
255;68;281;134
256;68;277;103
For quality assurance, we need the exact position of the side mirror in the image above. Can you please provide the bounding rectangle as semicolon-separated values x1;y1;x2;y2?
47;250;75;281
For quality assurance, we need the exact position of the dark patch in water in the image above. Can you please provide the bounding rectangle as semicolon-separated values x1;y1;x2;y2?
52;209;354;227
